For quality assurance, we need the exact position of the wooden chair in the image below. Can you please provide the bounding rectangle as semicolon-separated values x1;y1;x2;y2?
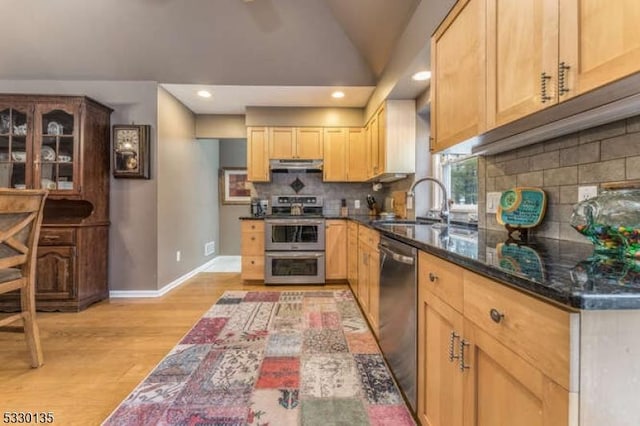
0;189;47;368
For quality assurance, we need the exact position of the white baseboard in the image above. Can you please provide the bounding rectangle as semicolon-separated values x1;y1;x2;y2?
109;257;218;298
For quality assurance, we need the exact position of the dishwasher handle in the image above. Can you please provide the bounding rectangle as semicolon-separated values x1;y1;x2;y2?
379;243;415;265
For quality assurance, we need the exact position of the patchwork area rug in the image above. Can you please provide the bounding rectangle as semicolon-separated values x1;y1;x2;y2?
103;290;416;425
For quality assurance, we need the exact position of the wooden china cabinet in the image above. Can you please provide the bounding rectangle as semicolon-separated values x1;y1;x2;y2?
0;94;112;312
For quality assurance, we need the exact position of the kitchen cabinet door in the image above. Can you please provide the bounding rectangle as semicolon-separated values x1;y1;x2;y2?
247;127;269;182
462;319;569;426
36;246;76;300
325;220;347;280
417;289;464;426
347;128;367;182
375;105;386;177
486;0;559;129
347;221;359;295
268;127;295;159
295;127;323;159
368;113;380;178
357;239;370;314
367;247;380;337
241;220;265;280
431;0;486;151
323;128;347;182
559;0;640;100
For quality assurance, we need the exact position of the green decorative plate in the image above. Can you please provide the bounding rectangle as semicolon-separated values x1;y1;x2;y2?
497;187;547;228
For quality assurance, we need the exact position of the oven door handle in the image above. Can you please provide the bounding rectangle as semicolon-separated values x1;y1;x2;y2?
266;219;325;226
379;244;415;265
266;252;325;258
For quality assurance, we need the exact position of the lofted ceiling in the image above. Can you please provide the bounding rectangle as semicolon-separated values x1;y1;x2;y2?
0;0;432;114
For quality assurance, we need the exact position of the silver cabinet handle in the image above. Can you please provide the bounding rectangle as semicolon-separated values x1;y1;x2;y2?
448;331;460;363
379;245;414;265
541;72;552;103
558;62;571;95
459;339;470;372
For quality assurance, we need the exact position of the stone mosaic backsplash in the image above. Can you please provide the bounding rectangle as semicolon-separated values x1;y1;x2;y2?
478;115;640;242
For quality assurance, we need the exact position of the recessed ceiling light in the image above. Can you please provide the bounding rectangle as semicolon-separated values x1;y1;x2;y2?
197;90;212;98
412;71;431;81
331;91;345;99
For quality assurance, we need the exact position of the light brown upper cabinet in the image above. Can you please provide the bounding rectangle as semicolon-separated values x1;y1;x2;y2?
323;128;369;182
268;127;323;159
347;128;368;181
435;0;640;150
366;100;416;180
268;127;295;159
431;0;486;152
559;0;640;100
295;127;324;159
486;0;559;129
247;126;269;182
323;128;348;181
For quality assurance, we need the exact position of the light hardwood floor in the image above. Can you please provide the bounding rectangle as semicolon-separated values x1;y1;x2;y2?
0;272;348;425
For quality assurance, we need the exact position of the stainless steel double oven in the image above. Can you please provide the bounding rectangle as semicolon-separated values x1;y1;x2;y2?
264;195;325;284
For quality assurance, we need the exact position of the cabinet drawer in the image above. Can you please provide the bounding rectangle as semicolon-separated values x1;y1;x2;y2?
419;251;464;312
241;231;264;256
39;228;76;246
358;225;379;248
241;220;264;233
463;271;573;390
241;256;264;280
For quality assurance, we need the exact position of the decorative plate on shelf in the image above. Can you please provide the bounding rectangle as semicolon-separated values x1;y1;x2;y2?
41;146;56;161
11;151;26;162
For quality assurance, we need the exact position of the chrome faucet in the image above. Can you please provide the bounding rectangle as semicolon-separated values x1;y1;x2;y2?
407;177;450;225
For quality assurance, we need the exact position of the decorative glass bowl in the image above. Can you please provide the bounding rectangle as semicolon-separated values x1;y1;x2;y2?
571;182;640;258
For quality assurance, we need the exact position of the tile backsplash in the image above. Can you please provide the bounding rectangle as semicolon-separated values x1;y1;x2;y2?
253;172;378;215
252;172;415;216
478;115;640;242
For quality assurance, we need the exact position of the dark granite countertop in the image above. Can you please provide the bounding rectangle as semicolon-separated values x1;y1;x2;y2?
346;216;640;310
238;214;640;309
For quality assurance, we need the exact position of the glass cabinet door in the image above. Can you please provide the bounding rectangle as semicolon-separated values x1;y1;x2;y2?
0;104;32;189
35;104;79;192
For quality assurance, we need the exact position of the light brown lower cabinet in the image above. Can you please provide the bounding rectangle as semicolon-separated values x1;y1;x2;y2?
418;251;575;426
347;221;359;295
325;219;347;280
240;220;264;280
356;224;380;337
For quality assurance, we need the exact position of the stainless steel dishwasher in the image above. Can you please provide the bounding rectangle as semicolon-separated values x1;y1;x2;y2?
378;235;417;413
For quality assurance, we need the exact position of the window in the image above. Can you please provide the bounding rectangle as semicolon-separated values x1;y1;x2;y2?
433;154;478;213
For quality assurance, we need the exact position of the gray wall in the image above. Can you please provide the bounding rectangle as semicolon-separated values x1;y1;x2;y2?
157;87;219;287
219;139;249;255
0;80;159;291
478;115;640;242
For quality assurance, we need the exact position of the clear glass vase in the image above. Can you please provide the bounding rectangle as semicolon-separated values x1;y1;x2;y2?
571;183;640;258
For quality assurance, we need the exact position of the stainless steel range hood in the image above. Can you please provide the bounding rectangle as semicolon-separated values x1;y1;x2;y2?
471;72;640;156
269;159;323;173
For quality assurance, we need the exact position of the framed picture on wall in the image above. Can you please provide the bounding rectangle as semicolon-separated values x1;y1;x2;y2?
219;167;251;204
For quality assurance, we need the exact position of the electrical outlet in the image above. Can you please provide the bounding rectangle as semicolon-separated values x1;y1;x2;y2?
578;186;598;201
486;192;502;214
354;199;360;209
176;250;181;262
204;241;215;256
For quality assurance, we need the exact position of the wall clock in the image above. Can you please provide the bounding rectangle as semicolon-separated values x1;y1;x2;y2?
113;124;150;179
